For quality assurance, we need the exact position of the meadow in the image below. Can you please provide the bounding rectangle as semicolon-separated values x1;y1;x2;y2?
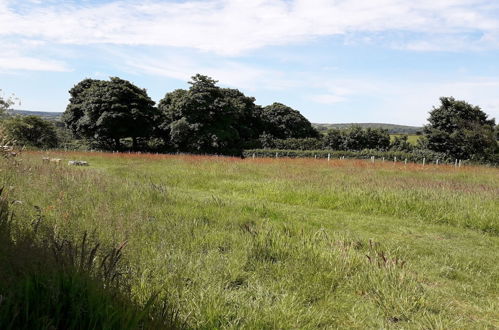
1;151;498;328
390;134;421;145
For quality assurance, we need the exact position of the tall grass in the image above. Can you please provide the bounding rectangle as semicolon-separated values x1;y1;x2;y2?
1;151;498;328
0;187;183;329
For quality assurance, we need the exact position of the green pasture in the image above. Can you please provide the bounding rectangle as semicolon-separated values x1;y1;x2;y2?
1;152;498;328
390;134;422;145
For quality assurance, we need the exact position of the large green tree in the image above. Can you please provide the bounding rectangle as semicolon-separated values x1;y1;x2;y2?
62;77;157;150
424;97;497;160
2;115;59;149
157;74;262;154
260;103;318;140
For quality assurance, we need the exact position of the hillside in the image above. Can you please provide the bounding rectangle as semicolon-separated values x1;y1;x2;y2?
313;123;423;134
12;109;62;121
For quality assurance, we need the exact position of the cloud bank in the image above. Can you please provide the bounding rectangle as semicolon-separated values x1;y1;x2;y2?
1;0;498;56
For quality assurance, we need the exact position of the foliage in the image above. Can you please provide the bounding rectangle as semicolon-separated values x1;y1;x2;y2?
424;97;498;161
322;126;390;151
322;128;344;149
1;115;59;149
157;75;262;155
244;148;451;163
260;102;319;139
0;90;18;117
390;134;414;152
62;77;157;150
314;123;423;135
263;137;323;150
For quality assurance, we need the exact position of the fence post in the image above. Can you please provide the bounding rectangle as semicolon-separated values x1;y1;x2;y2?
458;159;462;167
371;156;375;163
404;158;407;165
252;153;255;159
394;156;397;163
422;158;426;166
382;157;385;163
314;154;317;159
275;152;278;158
436;159;439;165
327;153;330;161
455;159;458;167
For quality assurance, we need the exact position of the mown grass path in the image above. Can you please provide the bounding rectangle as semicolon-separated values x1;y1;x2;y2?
4;152;498;328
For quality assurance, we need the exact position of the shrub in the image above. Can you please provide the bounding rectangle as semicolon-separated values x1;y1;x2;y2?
243;149;452;163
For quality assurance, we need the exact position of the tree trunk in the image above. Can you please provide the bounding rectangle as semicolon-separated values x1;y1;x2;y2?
132;137;138;151
114;138;121;150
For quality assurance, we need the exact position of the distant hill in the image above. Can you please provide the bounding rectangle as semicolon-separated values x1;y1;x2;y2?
313;123;423;135
11;110;62;121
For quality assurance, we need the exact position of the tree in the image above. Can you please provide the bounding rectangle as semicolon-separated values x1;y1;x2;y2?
62;77;157;150
260;103;319;140
424;97;498;160
342;126;366;151
364;127;390;150
157;74;262;154
390;135;414;152
2;116;59;148
322;126;390;151
322;129;345;150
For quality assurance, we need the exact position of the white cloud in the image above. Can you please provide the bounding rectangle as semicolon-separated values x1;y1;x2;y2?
304;76;499;124
0;55;70;72
0;0;498;55
120;53;297;90
309;94;347;104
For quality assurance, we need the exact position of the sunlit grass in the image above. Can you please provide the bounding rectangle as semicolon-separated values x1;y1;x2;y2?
2;151;498;328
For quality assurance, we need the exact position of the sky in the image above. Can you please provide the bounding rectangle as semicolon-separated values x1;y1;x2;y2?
1;0;499;125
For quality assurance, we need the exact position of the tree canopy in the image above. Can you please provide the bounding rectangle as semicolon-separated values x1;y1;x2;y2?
322;126;390;151
260;103;318;139
56;76;498;162
424;97;498;160
157;74;262;154
62;77;157;150
2;115;59;148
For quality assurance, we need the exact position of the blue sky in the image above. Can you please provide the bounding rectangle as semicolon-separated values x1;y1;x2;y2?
1;0;499;125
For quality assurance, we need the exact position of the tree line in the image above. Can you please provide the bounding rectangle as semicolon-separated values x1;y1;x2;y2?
1;75;498;162
61;75;318;155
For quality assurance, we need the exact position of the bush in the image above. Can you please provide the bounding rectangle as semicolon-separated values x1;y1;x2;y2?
264;137;323;150
243;149;452;163
1;115;59;149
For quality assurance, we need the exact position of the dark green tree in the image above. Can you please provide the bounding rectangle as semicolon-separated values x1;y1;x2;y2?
424;97;497;160
322;129;345;150
157;74;262;154
342;126;366;151
322;126;390;151
260;103;318;140
364;127;390;150
62;77;157;150
2;115;59;148
390;135;414;152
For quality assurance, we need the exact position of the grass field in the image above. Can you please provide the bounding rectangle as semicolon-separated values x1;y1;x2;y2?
1;151;498;328
390;134;422;145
